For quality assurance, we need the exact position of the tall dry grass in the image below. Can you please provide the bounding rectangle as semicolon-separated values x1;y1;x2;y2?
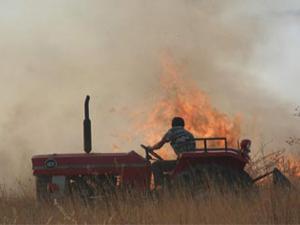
0;179;300;224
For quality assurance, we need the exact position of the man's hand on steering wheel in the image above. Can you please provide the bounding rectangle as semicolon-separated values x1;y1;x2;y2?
141;144;163;161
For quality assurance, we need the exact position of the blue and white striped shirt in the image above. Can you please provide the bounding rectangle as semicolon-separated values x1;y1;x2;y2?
163;126;196;155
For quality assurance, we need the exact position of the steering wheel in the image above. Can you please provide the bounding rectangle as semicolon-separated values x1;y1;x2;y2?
140;144;163;161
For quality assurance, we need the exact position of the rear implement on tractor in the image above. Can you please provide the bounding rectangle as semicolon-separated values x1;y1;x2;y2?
32;96;290;202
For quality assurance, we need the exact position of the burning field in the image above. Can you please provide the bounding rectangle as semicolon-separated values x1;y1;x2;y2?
1;54;300;224
2;49;300;225
1;50;300;225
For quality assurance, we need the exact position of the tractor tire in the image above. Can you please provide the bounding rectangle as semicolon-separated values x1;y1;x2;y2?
68;176;95;206
68;175;117;206
174;164;253;194
36;175;51;203
95;175;117;196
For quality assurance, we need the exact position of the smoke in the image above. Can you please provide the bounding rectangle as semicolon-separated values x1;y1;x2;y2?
0;0;300;185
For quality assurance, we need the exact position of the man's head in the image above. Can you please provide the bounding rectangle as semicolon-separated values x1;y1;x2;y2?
172;117;185;127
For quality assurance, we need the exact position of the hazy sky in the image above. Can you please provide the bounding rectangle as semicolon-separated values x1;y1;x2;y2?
0;0;300;181
0;0;299;102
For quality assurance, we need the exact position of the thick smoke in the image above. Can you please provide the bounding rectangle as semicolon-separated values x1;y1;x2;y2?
0;0;299;185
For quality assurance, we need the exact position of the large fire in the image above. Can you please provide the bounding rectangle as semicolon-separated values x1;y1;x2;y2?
136;54;241;159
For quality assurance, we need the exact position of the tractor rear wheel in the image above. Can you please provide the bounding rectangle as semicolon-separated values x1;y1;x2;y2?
174;164;253;194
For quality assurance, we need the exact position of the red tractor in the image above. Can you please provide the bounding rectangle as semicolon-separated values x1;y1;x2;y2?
31;96;289;202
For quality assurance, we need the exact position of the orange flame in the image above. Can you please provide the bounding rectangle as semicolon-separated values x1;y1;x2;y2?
136;54;241;159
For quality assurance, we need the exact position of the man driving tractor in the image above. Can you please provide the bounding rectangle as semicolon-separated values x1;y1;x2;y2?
147;117;196;187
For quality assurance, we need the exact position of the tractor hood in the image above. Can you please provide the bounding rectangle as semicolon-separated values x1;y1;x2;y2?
32;151;150;176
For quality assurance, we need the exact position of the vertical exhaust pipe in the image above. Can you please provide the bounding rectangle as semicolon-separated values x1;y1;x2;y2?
84;95;92;153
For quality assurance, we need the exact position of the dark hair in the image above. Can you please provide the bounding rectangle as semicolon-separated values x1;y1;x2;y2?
172;117;185;127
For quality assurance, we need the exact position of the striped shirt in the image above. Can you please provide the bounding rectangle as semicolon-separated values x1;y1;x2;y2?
163;126;196;155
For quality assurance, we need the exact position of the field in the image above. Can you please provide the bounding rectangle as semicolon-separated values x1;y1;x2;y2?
1;179;300;224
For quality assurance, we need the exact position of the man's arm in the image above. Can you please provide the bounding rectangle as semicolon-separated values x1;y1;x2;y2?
150;138;167;150
149;130;171;151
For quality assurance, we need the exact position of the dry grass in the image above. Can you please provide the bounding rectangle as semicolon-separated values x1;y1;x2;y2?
1;179;300;224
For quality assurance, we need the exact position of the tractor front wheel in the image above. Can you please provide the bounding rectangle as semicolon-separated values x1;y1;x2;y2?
36;175;52;202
